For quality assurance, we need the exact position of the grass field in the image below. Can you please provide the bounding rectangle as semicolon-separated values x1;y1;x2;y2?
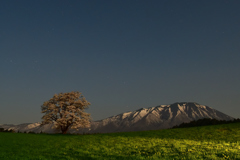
0;122;240;160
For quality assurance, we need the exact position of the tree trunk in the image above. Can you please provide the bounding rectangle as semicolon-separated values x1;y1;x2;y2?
61;126;69;134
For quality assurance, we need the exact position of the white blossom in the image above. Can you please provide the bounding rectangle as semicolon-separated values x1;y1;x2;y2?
41;91;91;134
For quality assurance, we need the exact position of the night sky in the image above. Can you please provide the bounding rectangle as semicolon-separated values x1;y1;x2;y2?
1;0;240;124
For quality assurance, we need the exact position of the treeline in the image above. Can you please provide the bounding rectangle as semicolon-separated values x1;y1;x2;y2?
0;128;15;133
171;118;240;129
0;128;44;134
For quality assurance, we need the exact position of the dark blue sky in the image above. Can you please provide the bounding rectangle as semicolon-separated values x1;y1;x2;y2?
1;0;240;124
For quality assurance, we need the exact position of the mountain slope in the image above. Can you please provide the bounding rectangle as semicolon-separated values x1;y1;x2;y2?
0;102;234;134
84;102;233;133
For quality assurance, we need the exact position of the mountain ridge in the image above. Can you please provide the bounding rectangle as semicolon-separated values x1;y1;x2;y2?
0;102;234;134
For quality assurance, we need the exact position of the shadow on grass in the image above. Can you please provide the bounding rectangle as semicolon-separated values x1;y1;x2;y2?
94;122;240;143
9;122;240;143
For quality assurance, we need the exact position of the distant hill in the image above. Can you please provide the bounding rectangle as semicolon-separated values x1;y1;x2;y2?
171;117;240;129
0;102;234;134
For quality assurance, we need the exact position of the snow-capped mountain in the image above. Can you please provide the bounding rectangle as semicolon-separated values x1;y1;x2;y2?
0;102;234;134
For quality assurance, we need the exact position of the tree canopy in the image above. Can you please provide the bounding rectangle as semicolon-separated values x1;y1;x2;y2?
41;91;91;134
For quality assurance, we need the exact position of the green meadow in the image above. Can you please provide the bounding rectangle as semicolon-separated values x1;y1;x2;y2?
0;123;240;160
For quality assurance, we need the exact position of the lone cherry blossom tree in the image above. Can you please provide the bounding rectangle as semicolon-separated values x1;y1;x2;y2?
41;91;91;134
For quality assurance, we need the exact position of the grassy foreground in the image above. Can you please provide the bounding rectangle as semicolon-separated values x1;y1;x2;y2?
0;123;240;160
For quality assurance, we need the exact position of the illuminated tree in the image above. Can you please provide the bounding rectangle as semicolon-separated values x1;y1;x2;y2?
41;91;91;134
